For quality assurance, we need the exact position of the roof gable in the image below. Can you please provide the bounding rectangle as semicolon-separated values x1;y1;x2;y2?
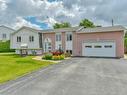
0;25;15;31
12;26;40;35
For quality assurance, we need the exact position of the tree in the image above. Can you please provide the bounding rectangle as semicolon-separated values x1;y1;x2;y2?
125;32;127;38
53;22;71;29
79;19;95;28
124;32;127;53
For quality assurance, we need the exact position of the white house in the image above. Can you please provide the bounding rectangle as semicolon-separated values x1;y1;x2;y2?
0;25;15;41
10;26;43;55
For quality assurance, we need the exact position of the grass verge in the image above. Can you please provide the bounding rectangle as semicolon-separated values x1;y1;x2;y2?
0;53;56;83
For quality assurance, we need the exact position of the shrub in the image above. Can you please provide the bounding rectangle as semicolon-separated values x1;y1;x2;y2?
52;50;64;56
43;53;53;60
42;52;65;60
60;54;65;60
0;40;15;52
65;52;71;57
52;55;60;60
42;55;45;59
124;38;127;53
52;55;65;60
125;38;127;47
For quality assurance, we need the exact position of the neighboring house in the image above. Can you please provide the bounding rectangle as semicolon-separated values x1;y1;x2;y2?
11;25;125;58
10;26;43;55
0;25;15;41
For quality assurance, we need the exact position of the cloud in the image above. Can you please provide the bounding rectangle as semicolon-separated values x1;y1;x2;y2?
43;17;58;28
0;0;7;11
60;0;127;26
94;0;127;25
12;17;42;30
0;0;65;28
0;0;127;29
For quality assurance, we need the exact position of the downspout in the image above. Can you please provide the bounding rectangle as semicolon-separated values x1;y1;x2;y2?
38;33;43;54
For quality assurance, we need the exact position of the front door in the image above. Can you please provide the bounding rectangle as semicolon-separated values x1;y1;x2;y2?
44;42;52;52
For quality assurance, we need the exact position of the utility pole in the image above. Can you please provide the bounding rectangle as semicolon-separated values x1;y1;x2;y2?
112;19;114;26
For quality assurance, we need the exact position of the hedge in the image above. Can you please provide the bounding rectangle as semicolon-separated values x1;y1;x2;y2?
0;41;15;52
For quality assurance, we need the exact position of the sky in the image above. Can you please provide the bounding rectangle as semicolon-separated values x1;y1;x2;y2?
0;0;127;30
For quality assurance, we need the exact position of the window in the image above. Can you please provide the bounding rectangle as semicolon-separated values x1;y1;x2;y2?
104;45;112;48
85;46;92;48
58;44;62;50
66;50;72;54
56;34;61;41
2;34;6;39
17;36;21;42
29;36;34;42
67;33;72;41
56;35;58;41
94;45;102;48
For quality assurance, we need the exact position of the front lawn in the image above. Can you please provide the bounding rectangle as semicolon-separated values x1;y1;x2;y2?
0;53;55;83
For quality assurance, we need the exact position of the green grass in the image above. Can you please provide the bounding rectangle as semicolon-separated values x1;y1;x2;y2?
0;53;55;83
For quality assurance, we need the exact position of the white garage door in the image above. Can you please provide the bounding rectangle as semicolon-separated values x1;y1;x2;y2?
82;41;116;57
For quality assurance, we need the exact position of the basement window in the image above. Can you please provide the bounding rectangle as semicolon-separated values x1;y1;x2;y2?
85;46;92;48
104;45;112;48
66;50;72;54
94;45;102;48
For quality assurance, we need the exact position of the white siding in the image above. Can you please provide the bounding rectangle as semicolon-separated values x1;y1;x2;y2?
11;28;40;49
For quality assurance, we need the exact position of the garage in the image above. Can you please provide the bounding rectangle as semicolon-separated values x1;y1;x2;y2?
82;41;116;57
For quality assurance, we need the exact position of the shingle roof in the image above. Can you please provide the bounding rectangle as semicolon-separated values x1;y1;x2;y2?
77;25;126;33
11;25;126;35
0;25;15;31
41;26;84;33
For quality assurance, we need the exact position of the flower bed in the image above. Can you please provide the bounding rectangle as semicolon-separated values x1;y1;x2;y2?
42;53;65;61
42;50;71;61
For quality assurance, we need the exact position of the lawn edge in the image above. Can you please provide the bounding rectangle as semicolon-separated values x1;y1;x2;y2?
0;60;59;85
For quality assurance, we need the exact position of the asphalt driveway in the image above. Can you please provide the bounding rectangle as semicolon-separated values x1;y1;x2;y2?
0;58;127;95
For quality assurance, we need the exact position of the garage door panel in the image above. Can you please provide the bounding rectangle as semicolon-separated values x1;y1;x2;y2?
82;41;116;57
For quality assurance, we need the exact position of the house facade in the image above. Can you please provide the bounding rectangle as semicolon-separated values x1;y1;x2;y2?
42;27;82;54
0;25;15;41
11;26;125;58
